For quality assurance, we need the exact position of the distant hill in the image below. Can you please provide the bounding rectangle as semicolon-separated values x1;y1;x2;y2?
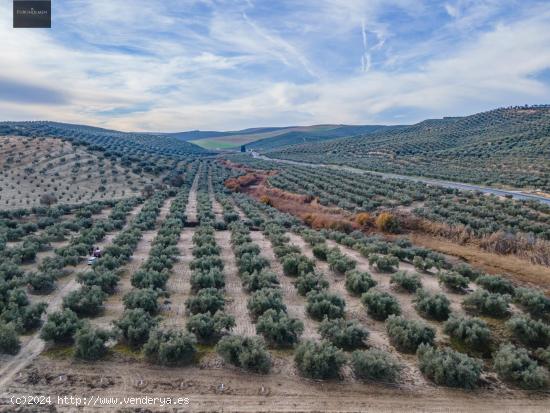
245;125;396;151
0;121;212;160
266;106;550;191
163;126;287;142
180;124;385;150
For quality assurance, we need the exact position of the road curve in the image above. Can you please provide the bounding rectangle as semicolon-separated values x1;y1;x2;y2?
251;152;550;206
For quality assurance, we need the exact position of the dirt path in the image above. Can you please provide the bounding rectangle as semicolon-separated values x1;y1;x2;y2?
185;164;201;224
215;230;256;336
249;231;320;340
4;354;548;412
0;201;146;392
161;227;194;329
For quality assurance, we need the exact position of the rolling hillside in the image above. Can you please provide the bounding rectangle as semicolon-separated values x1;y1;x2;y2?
185;124;382;150
0;121;212;160
245;125;394;151
266;106;550;191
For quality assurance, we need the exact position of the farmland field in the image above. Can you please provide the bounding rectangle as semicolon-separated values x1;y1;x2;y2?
0;120;549;412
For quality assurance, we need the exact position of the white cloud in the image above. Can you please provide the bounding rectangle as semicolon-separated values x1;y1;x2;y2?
0;0;549;131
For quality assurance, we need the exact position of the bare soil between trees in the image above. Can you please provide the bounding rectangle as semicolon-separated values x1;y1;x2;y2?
2;352;548;412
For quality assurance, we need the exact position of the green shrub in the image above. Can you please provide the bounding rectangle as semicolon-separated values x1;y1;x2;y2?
256;309;304;347
438;271;469;293
390;271;421;293
513;287;550;319
189;255;224;272
186;288;225;315
40;309;83;343
414;289;451;321
0;323;21;355
368;254;399;272
186;311;235;344
361;290;401;321
236;253;269;274
318;318;368;350
327;249;356;274
242;269;279;292
122;288;158;314
26;272;55;293
306;290;346;320
351;349;402;382
114;309;157;347
312;244;329;260
131;269;169;290
386;315;435;353
345;270;377;296
443;316;491;350
294;340;346;379
77;270;119;293
417;344;482;389
295;271;328;296
453;263;483;280
493;344;549;389
190;268;225;291
476;275;515;295
247;288;286;319
74;326;109;360
216;335;271;373
282;253;314;277
63;286;106;317
506;315;550;348
462;290;510;317
144;328;197;366
413;256;434;273
535;346;550;366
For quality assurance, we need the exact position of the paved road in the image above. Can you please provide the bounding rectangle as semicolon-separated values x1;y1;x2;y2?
251;152;550;206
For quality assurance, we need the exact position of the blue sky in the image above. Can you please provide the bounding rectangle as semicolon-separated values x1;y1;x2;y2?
1;0;550;131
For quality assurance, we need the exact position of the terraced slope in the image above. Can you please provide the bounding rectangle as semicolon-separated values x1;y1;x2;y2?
267;106;550;191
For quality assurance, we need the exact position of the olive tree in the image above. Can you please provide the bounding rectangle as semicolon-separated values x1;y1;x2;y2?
216;335;271;373
318;318;368;350
361;290;401;321
351;349;402;382
493;343;548;389
417;344;482;389
74;325;110;360
186;311;235;344
294;340;345;379
256;309;304;347
40;309;83;343
143;328;197;366
386;315;435;353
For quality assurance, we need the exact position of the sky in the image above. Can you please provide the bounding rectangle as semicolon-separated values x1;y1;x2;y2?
1;0;550;132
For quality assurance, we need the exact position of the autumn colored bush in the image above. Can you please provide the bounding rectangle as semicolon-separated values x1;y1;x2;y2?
375;212;400;233
355;213;371;226
260;195;272;206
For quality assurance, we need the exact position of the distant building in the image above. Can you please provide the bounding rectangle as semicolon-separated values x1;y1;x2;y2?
240;145;246;153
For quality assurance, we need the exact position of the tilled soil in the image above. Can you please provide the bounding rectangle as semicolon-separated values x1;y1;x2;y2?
2;352;548;412
161;228;194;329
249;231;320;340
215;230;256;336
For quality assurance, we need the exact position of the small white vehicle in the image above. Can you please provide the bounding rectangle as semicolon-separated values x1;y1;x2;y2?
87;256;97;265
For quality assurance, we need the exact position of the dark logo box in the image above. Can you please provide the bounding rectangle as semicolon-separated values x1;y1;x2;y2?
13;0;51;28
